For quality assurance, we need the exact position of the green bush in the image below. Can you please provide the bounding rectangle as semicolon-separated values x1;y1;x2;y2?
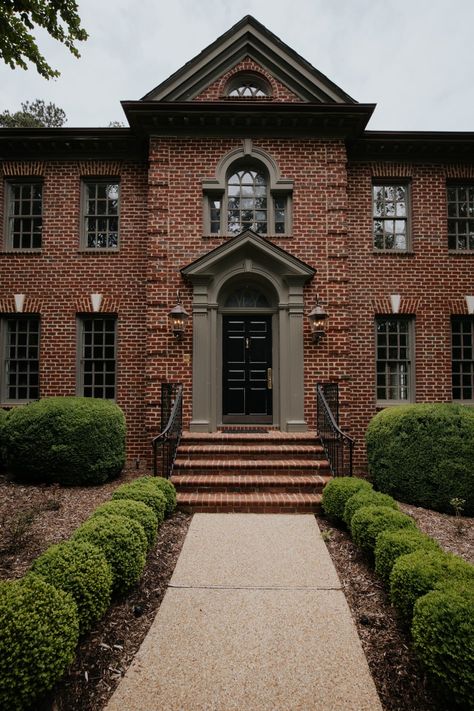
3;397;126;486
374;528;441;585
321;477;372;522
350;505;416;555
412;581;474;709
0;408;8;469
0;574;79;711
72;514;147;595
90;499;159;549
31;540;112;634
390;549;474;624
135;476;177;517
343;490;398;528
366;403;474;514
112;481;166;523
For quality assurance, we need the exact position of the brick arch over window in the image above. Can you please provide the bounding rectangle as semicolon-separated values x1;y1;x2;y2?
203;142;293;237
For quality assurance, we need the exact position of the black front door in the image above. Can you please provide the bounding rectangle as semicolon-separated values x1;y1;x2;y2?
222;315;272;423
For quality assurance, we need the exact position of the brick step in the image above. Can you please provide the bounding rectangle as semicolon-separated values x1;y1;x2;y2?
177;491;323;514
171;473;329;493
173;458;331;475
177;444;325;460
180;431;320;446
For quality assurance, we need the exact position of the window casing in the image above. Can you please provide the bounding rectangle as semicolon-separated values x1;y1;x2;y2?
447;184;474;251
78;316;117;399
373;183;410;251
1;316;40;402
81;180;120;249
5;180;42;249
452;316;474;401
376;317;414;404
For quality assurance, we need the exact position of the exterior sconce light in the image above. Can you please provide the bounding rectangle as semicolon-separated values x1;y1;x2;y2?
168;293;189;340
308;300;328;344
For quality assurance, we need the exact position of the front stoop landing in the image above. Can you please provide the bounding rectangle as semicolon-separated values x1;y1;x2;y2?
172;431;331;513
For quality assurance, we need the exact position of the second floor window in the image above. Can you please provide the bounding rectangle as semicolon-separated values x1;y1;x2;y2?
447;184;474;251
373;183;409;251
82;180;119;249
6;181;42;249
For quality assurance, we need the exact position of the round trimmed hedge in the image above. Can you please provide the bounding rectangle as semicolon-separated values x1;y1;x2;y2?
390;549;474;623
0;408;8;470
31;540;112;634
350;505;416;555
374;528;440;585
343;490;398;528
3;397;126;486
90;499;159;549
0;574;79;711
112;481;166;523
412;581;474;709
72;514;147;595
366;403;474;514
135;476;177;517
321;477;372;522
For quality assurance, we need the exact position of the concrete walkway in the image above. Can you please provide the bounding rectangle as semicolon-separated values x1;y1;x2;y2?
106;515;382;711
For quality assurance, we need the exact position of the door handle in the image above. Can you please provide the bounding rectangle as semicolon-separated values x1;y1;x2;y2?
267;367;273;390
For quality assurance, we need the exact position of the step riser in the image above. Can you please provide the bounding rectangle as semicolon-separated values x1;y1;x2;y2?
177;451;325;461
174;484;324;494
178;502;322;514
181;438;319;448
174;467;330;477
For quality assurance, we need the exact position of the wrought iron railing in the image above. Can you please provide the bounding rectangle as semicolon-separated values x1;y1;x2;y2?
316;382;354;477
153;383;183;478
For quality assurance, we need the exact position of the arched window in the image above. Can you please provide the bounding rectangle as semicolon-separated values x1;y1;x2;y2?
226;74;270;98
224;285;270;308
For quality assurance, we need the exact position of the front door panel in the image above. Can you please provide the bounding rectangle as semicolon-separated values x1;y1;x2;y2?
223;316;272;423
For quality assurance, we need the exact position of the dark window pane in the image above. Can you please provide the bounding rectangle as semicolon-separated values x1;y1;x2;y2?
80;317;116;399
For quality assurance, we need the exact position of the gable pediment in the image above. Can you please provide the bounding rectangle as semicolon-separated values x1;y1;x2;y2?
143;16;356;104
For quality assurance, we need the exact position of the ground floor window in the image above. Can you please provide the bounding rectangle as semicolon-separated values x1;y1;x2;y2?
452;316;474;401
375;317;413;404
78;316;117;399
1;316;40;402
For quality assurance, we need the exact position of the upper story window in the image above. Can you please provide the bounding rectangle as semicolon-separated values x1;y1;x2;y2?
82;180;119;250
373;183;410;251
226;74;270;98
376;317;414;404
447;184;474;251
5;180;42;250
1;316;40;402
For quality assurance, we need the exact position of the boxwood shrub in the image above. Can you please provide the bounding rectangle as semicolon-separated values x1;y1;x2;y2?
90;499;159;549
0;408;8;469
31;540;112;634
343;490;399;528
112;481;166;523
3;397;126;486
374;528;440;585
412;581;474;709
390;549;474;624
0;574;79;711
366;403;474;514
321;477;372;522
134;476;177;517
350;505;416;555
72;514;147;595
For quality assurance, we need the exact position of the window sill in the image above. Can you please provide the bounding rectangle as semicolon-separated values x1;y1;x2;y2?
202;233;292;240
0;249;42;255
376;401;413;409
77;249;120;255
448;250;474;256
372;250;414;256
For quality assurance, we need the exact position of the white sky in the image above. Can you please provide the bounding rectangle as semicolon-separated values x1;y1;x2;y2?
0;0;473;131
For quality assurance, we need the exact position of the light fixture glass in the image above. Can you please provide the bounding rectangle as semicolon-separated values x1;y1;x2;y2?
308;301;328;344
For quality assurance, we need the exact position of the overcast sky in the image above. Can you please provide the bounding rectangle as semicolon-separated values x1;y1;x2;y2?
1;0;473;131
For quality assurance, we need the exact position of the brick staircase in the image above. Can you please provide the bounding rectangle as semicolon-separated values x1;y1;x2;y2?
171;429;331;513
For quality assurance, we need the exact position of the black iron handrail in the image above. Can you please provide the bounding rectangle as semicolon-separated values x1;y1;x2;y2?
316;382;354;477
153;383;183;478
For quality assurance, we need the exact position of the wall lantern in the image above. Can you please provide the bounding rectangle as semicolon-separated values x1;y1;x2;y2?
168;293;189;340
308;300;328;344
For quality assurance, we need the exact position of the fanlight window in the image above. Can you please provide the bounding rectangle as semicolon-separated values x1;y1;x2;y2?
228;80;268;98
224;286;269;308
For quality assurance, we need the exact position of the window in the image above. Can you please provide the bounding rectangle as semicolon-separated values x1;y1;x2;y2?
452;317;474;400
447;184;474;251
82;180;119;249
376;317;413;403
226;74;270;98
78;316;116;399
373;183;409;251
1;317;40;401
5;181;42;249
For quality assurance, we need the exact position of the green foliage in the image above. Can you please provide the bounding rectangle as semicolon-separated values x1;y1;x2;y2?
390;549;474;624
0;99;66;127
412;582;474;708
134;476;177;517
0;574;79;711
4;397;126;486
366;404;474;514
374;528;440;585
321;477;372;522
0;407;9;469
90;499;159;550
350;505;416;555
0;1;87;79
72;514;147;595
343;489;398;528
112;481;166;523
31;540;112;634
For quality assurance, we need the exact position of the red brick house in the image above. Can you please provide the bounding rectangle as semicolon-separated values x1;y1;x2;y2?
1;17;473;508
